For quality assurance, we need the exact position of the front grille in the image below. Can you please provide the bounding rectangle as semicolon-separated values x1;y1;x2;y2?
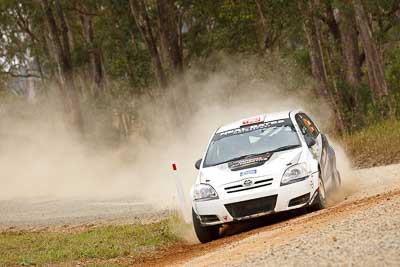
288;193;310;207
199;215;220;223
224;195;277;218
224;178;273;193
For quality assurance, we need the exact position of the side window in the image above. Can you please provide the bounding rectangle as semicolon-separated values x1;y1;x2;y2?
301;113;320;138
297;113;319;139
295;114;311;137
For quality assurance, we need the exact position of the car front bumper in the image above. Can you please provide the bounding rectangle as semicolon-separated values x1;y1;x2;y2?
193;172;319;226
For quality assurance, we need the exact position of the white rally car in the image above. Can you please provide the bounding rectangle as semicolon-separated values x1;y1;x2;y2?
191;110;341;243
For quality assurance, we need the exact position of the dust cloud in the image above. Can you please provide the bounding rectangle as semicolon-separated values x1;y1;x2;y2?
0;56;352;214
327;140;359;205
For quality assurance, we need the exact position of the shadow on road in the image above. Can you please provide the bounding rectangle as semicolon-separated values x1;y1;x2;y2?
220;208;308;237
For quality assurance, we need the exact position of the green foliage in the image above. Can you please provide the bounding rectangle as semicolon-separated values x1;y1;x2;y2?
213;1;258;52
96;0;154;87
0;0;399;135
342;120;400;168
0;218;183;266
385;46;400;94
181;0;301;59
291;48;311;75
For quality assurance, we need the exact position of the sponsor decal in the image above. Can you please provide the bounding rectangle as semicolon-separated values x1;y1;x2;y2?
242;117;261;125
214;119;291;141
228;153;272;171
240;169;257;177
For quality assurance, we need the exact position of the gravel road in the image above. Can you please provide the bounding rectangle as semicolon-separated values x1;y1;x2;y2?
181;191;400;267
0;196;164;230
177;163;400;267
238;196;400;267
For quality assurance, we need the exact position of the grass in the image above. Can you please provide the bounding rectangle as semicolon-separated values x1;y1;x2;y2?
342;120;400;168
0;217;184;267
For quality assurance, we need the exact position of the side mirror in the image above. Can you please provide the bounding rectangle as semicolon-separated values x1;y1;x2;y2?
305;135;316;147
195;159;202;170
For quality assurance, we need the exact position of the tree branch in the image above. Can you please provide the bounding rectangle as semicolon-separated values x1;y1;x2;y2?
15;5;38;43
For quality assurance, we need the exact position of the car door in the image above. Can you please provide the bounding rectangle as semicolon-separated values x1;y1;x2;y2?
296;113;335;188
295;113;322;161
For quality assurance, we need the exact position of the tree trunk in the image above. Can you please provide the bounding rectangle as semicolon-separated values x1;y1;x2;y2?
26;48;36;103
254;0;268;53
41;0;84;133
79;6;105;98
336;4;362;120
302;2;330;99
129;0;168;89
322;0;341;42
301;0;345;133
352;0;389;101
157;0;183;75
338;5;361;89
156;0;192;117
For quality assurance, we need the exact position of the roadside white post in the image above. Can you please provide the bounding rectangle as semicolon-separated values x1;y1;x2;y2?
171;163;191;223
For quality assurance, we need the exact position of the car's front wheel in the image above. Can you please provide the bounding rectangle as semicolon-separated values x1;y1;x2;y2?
192;209;220;243
309;174;327;211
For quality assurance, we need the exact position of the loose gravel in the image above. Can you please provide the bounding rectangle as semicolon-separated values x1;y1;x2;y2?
0;196;168;231
180;164;400;267
237;195;400;267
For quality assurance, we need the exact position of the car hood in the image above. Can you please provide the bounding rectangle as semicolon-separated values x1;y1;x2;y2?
199;148;302;187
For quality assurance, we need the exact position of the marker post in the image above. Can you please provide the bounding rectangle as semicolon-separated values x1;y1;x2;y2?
171;163;190;223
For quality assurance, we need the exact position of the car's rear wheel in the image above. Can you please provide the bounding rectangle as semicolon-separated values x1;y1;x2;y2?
309;174;327;211
192;209;220;243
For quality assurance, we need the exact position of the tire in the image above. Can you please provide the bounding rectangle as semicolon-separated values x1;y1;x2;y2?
309;174;327;211
192;209;220;243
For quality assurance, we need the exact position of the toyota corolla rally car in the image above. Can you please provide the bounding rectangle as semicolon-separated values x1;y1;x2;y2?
191;110;341;243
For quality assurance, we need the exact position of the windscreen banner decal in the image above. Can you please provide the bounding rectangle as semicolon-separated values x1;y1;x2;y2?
215;119;290;141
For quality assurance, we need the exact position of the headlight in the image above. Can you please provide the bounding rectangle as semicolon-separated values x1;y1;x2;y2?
192;184;219;201
281;163;310;186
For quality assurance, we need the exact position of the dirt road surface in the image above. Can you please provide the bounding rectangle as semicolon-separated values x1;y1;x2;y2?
0;196;165;230
1;164;400;266
155;164;400;266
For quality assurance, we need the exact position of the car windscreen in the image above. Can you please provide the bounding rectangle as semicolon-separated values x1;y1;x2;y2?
203;118;300;168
